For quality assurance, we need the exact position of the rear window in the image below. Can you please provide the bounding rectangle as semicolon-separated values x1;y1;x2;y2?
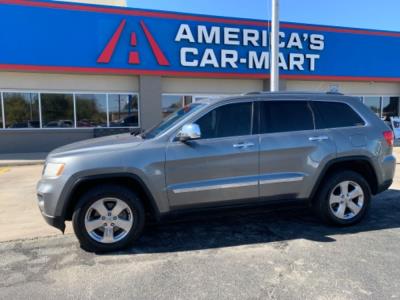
312;101;365;129
260;101;314;134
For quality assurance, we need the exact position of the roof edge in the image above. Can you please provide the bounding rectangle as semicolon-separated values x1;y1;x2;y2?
2;0;400;36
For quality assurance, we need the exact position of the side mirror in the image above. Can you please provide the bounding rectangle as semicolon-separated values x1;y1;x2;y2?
178;123;201;142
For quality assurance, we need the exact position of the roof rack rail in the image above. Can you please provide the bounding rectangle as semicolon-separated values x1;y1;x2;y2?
326;91;344;95
243;91;264;95
243;91;344;96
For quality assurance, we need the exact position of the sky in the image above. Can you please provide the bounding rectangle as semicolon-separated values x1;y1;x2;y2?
125;0;400;31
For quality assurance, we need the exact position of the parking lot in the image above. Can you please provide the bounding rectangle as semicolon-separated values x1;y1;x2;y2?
1;154;400;299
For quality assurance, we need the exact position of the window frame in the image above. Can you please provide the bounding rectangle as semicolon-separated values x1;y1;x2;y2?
40;92;74;129
2;91;41;129
107;93;140;129
74;93;108;129
0;89;140;130
1;92;5;129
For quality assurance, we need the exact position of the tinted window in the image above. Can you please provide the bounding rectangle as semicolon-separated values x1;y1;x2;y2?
196;102;252;139
313;101;365;129
260;101;314;134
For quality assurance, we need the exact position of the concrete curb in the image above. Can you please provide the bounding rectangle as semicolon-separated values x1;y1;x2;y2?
0;152;47;167
0;160;45;167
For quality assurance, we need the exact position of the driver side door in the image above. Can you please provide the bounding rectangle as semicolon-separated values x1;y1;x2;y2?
165;101;259;209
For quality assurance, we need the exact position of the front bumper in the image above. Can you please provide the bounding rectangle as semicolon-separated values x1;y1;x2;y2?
40;210;66;233
376;179;393;194
37;177;67;233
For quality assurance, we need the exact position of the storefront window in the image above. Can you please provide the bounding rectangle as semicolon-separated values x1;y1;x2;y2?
363;96;381;117
41;93;74;128
0;96;3;129
353;96;363;102
108;94;139;127
3;92;40;128
382;96;400;122
76;94;107;127
193;95;228;102
162;95;193;118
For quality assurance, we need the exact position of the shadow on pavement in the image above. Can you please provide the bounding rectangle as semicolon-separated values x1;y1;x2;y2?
109;189;400;255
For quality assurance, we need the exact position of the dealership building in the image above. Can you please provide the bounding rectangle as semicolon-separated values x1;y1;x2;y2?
0;0;400;154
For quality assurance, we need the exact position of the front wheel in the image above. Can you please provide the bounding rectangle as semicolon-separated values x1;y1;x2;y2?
72;185;145;252
314;171;371;226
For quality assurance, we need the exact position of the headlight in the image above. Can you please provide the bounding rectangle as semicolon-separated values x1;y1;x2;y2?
43;163;65;178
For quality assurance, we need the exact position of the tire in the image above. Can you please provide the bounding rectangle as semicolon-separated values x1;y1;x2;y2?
313;170;371;226
72;184;145;252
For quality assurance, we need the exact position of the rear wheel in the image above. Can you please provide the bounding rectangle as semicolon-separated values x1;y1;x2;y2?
72;185;145;252
314;171;371;226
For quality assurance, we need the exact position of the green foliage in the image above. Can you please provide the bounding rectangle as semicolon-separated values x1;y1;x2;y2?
4;94;39;126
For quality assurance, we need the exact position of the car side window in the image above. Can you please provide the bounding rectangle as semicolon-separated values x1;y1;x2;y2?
312;101;365;129
260;101;314;134
195;102;252;139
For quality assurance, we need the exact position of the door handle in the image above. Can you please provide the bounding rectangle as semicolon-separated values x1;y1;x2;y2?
233;142;255;149
309;136;329;141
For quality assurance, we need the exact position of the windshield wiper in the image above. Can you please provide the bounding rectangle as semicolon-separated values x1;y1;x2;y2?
131;128;146;139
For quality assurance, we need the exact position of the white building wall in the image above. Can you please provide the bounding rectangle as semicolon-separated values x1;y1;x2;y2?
162;77;264;95
286;80;400;96
0;72;139;92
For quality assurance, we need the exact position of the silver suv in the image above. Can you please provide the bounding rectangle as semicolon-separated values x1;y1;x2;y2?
37;92;396;252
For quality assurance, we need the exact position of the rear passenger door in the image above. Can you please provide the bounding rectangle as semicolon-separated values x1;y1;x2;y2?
258;100;336;200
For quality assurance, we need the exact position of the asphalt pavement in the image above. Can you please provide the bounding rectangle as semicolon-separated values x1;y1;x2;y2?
0;190;400;299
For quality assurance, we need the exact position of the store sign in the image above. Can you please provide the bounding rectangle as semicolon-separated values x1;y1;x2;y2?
0;0;400;81
174;25;324;71
97;19;325;72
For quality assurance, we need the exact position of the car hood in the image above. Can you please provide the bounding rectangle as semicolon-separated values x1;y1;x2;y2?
48;133;144;158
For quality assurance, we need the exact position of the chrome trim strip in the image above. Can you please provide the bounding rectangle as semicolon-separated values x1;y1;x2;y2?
259;175;304;185
172;181;258;194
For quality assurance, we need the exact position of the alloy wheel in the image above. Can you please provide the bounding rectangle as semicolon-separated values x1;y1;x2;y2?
329;180;364;220
84;198;134;244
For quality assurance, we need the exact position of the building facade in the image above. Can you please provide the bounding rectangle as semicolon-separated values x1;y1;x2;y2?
0;0;399;153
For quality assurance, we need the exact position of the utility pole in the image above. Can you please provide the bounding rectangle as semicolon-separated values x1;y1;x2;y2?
270;0;280;92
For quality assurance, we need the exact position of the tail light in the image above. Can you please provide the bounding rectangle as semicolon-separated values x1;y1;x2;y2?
383;130;394;146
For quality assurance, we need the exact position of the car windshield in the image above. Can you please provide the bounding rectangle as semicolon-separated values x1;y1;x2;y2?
142;103;205;139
